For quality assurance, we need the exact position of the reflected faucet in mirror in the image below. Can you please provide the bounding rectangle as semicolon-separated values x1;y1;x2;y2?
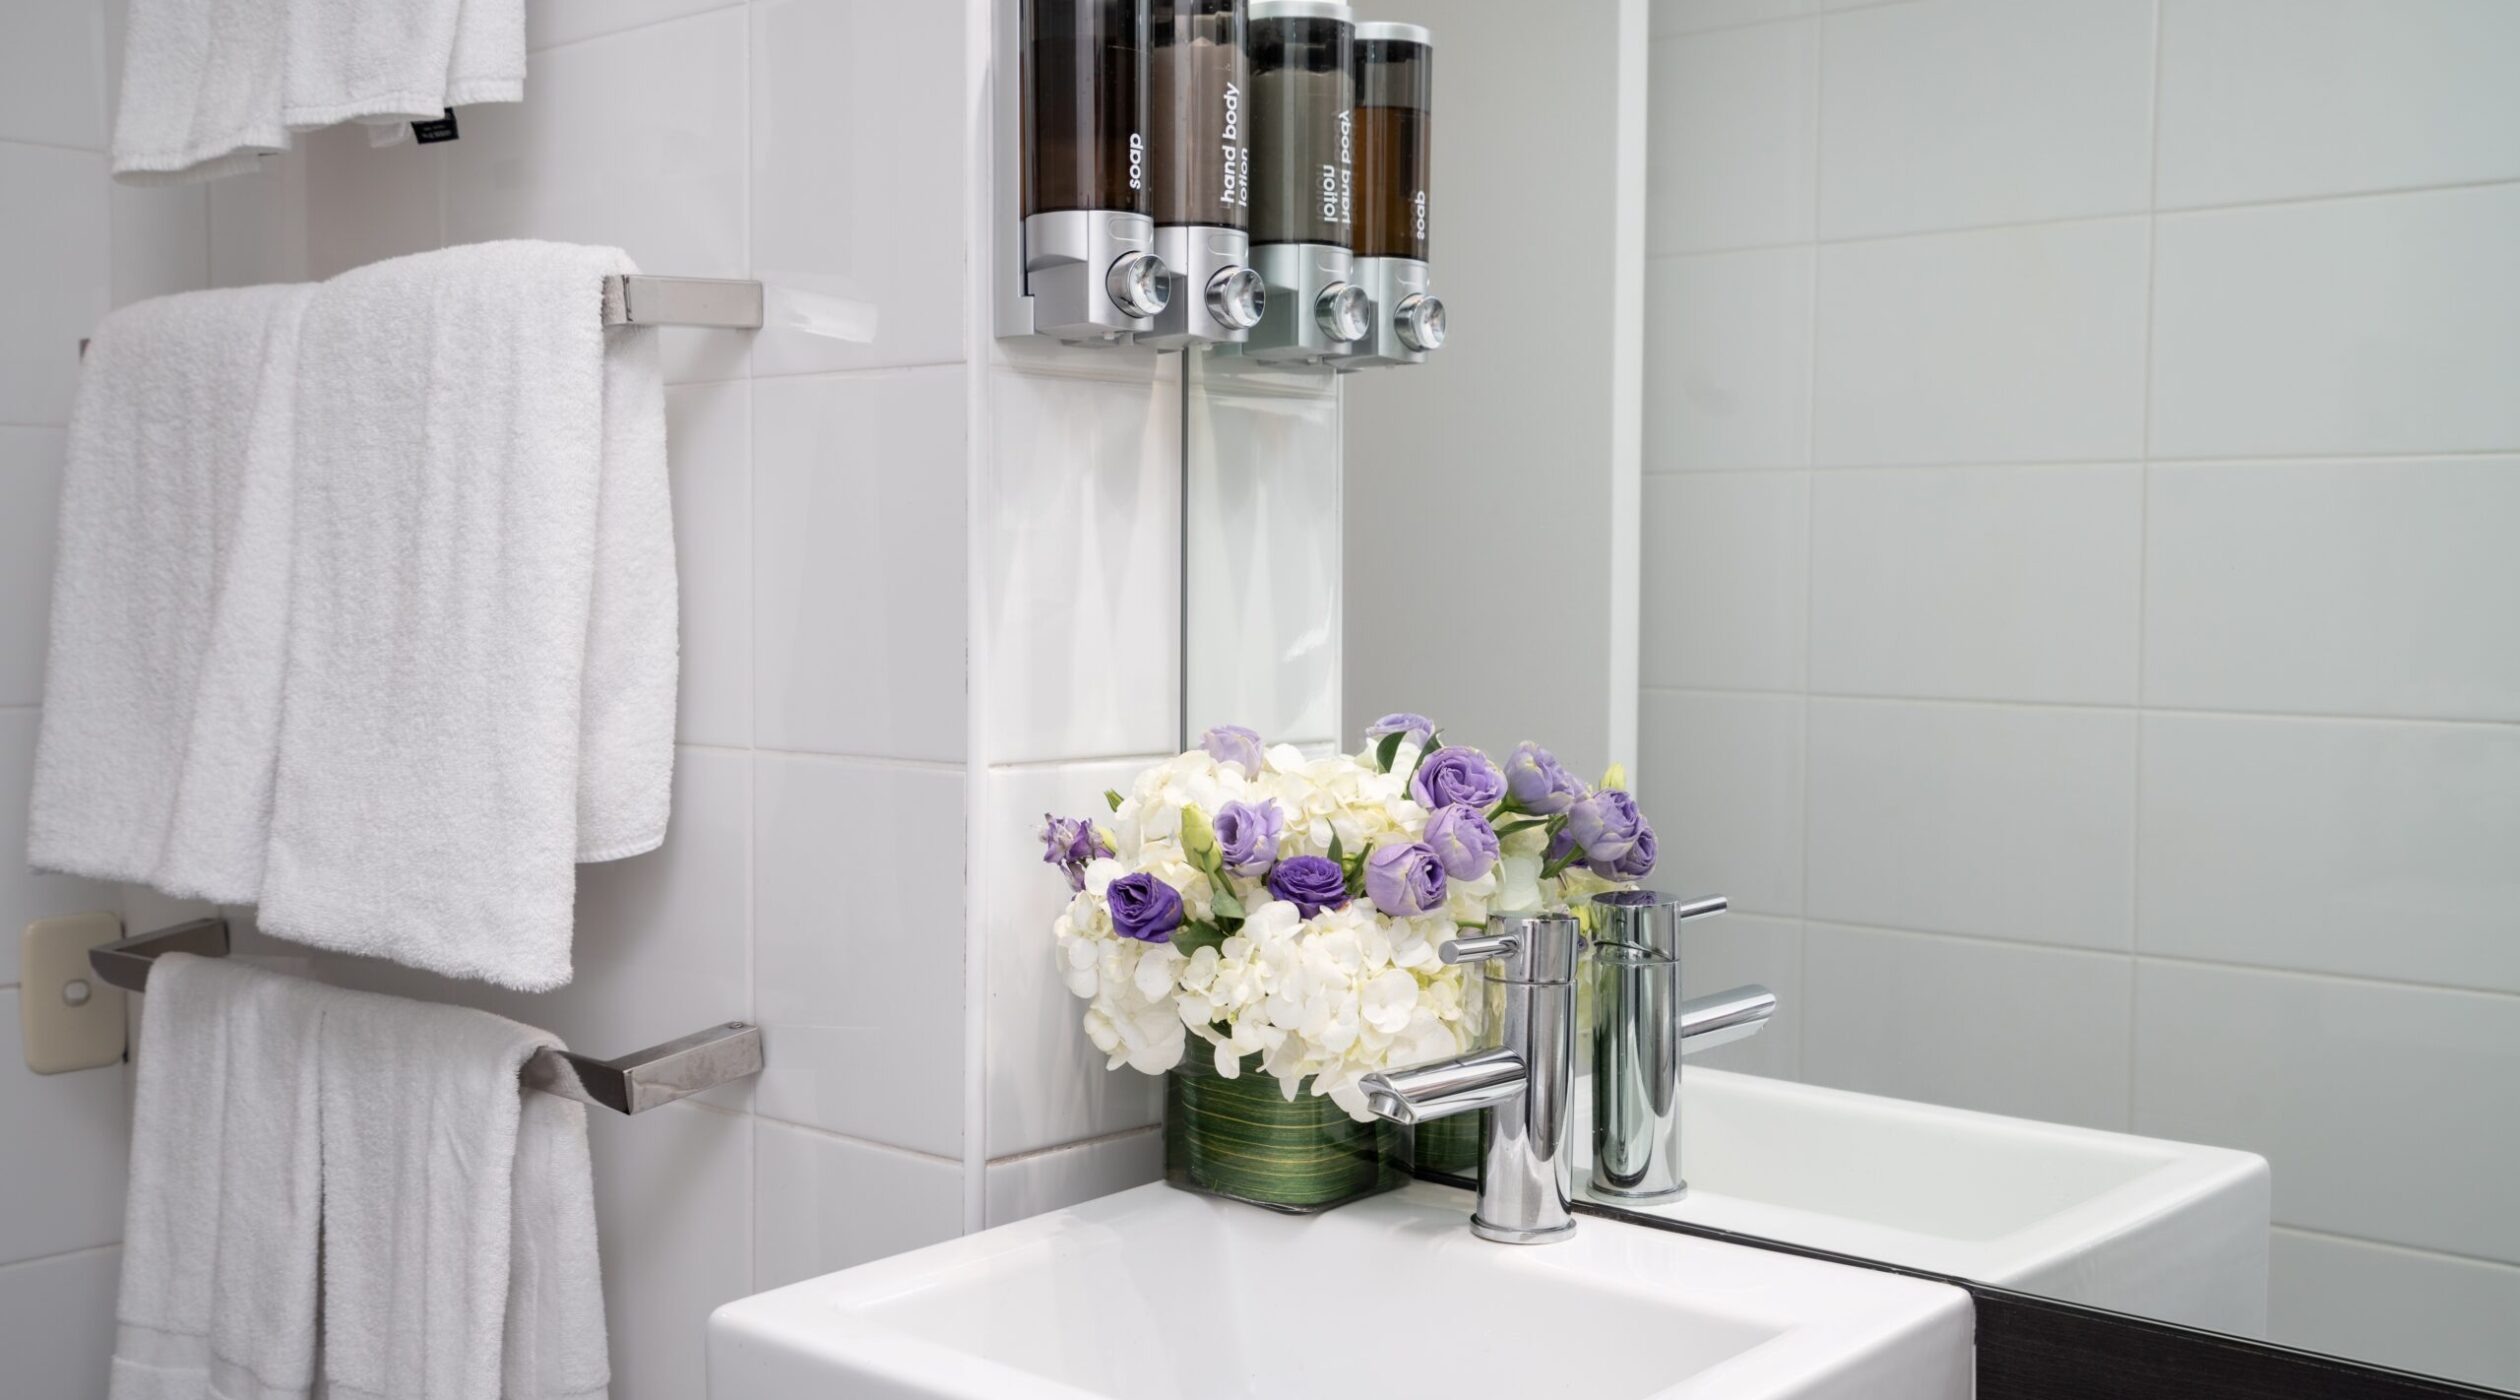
1589;892;1775;1204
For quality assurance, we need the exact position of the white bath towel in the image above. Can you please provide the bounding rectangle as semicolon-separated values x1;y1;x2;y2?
282;0;525;133
30;284;310;906
260;242;676;991
111;955;325;1400
111;0;292;184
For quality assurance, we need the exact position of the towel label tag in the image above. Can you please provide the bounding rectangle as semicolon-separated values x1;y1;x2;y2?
412;110;461;144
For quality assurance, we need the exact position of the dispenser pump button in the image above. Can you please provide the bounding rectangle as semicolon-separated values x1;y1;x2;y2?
1207;268;1268;331
1317;283;1372;343
1105;251;1171;319
1395;293;1447;352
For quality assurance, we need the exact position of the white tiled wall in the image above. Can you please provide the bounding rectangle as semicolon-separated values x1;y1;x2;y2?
3;0;1250;1393
1640;0;2520;1386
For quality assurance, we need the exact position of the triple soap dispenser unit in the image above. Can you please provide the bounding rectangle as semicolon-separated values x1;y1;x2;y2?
999;0;1442;369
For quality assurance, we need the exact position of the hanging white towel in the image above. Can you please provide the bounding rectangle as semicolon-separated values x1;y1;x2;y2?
260;241;676;991
110;955;325;1400
110;0;292;184
316;985;610;1400
281;0;525;133
30;284;310;906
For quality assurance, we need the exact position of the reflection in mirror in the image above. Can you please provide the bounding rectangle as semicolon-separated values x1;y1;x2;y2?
1187;0;2520;1393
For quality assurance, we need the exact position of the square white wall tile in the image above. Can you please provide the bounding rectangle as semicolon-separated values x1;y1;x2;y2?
1803;923;2132;1130
2139;713;2520;995
753;1119;963;1292
1647;21;1817;254
2134;961;2520;1262
984;1129;1164;1227
2269;1229;2520;1393
2155;0;2520;210
1643;248;1814;472
2143;458;2520;721
110;182;210;309
752;367;966;762
1640;471;1809;693
303;122;445;279
0;429;64;706
0;1246;119;1400
1678;913;1803;1079
1808;464;2142;705
1184;378;1342;746
0;994;127;1265
752;754;965;1157
984;759;1167;1158
2150;186;2520;460
1637;690;1804;918
982;368;1182;765
1805;699;2136;950
0;0;107;150
1812;218;2149;467
442;8;751;384
206;152;310;289
0;711;115;984
664;381;752;749
0;142;109;427
529;0;741;52
749;0;966;376
584;1101;751;1400
1817;0;2154;239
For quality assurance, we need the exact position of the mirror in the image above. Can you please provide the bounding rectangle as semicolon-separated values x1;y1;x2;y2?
1186;0;2520;1394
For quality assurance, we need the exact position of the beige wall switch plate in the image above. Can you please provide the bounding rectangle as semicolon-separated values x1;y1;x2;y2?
20;911;129;1075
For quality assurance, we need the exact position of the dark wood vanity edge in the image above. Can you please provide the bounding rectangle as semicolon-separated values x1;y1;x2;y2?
1412;1168;2514;1400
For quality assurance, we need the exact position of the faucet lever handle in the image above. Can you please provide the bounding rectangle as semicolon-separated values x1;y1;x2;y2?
1440;933;1520;965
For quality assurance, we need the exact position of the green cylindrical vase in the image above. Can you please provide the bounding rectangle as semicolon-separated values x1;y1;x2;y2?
1164;1054;1411;1213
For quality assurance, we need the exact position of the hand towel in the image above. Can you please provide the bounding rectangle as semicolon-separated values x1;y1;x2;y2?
111;0;291;184
282;0;525;133
316;986;610;1400
110;955;324;1400
31;284;310;906
260;241;676;991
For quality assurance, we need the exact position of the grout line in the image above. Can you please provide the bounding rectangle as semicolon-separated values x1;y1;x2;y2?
0;134;109;158
0;1240;120;1276
984;1123;1162;1168
743;357;970;385
716;744;965;771
1645;448;2520;476
985;750;1181;774
525;0;748;58
749;1111;966;1168
2272;1224;2520;1276
1639;686;2520;731
2126;0;2166;1136
738;0;761;1297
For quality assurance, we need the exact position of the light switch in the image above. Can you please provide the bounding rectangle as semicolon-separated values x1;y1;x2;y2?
20;911;128;1075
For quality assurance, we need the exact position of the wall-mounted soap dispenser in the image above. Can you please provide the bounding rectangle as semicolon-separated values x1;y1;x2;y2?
1331;21;1442;369
1139;0;1267;348
1012;0;1172;341
1241;0;1370;363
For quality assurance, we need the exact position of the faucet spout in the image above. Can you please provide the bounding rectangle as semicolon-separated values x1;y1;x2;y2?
1360;1048;1524;1125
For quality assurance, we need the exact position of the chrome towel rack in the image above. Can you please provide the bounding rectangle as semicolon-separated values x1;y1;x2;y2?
91;918;764;1115
78;274;764;356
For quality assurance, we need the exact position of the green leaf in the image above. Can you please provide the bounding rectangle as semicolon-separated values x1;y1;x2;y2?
1405;730;1444;786
1210;887;1247;920
1375;730;1406;773
1327;831;1345;865
1493;817;1550;838
1172;921;1227;957
1104;789;1124;813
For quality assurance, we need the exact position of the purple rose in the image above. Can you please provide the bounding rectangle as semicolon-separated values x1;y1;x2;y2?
1545;824;1578;867
1212;799;1284;877
1041;813;1113;892
1424;804;1500;882
1504;742;1587;815
1365;842;1449;917
1200;725;1265;777
1266;855;1350;917
1566;789;1646;865
1409;746;1507;812
1366;713;1436;745
1107;873;1185;943
1591;822;1657;881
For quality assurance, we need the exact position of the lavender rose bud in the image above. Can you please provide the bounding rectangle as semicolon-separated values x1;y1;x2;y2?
1365;842;1450;917
1212;799;1284;877
1106;873;1185;943
1545;824;1579;867
1566;789;1647;865
1409;746;1507;812
1267;855;1351;917
1200;724;1266;777
1040;812;1113;892
1423;804;1500;882
1366;712;1436;745
1592;822;1658;881
1504;742;1587;815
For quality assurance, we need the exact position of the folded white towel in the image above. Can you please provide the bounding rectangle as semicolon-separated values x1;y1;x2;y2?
260;242;676;991
30;285;310;905
111;0;292;184
283;0;525;132
111;955;324;1400
316;984;608;1400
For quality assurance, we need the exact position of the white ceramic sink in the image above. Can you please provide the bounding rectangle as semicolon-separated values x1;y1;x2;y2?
1579;1068;2270;1334
709;1180;1972;1400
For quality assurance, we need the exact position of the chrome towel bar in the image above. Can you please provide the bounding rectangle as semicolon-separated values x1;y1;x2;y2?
78;274;764;356
91;918;764;1115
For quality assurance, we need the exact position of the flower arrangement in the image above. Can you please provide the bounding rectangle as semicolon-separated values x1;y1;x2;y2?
1040;714;1660;1123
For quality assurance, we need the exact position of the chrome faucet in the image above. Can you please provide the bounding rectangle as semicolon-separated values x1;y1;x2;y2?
1588;891;1776;1203
1360;912;1582;1244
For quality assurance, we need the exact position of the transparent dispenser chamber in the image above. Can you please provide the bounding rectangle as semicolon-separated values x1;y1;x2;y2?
1242;0;1369;362
1021;0;1171;340
1141;0;1267;348
1333;21;1441;367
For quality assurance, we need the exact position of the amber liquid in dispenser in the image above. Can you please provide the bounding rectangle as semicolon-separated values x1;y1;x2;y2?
1024;0;1152;217
1350;35;1428;261
1250;16;1353;247
1150;0;1249;230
